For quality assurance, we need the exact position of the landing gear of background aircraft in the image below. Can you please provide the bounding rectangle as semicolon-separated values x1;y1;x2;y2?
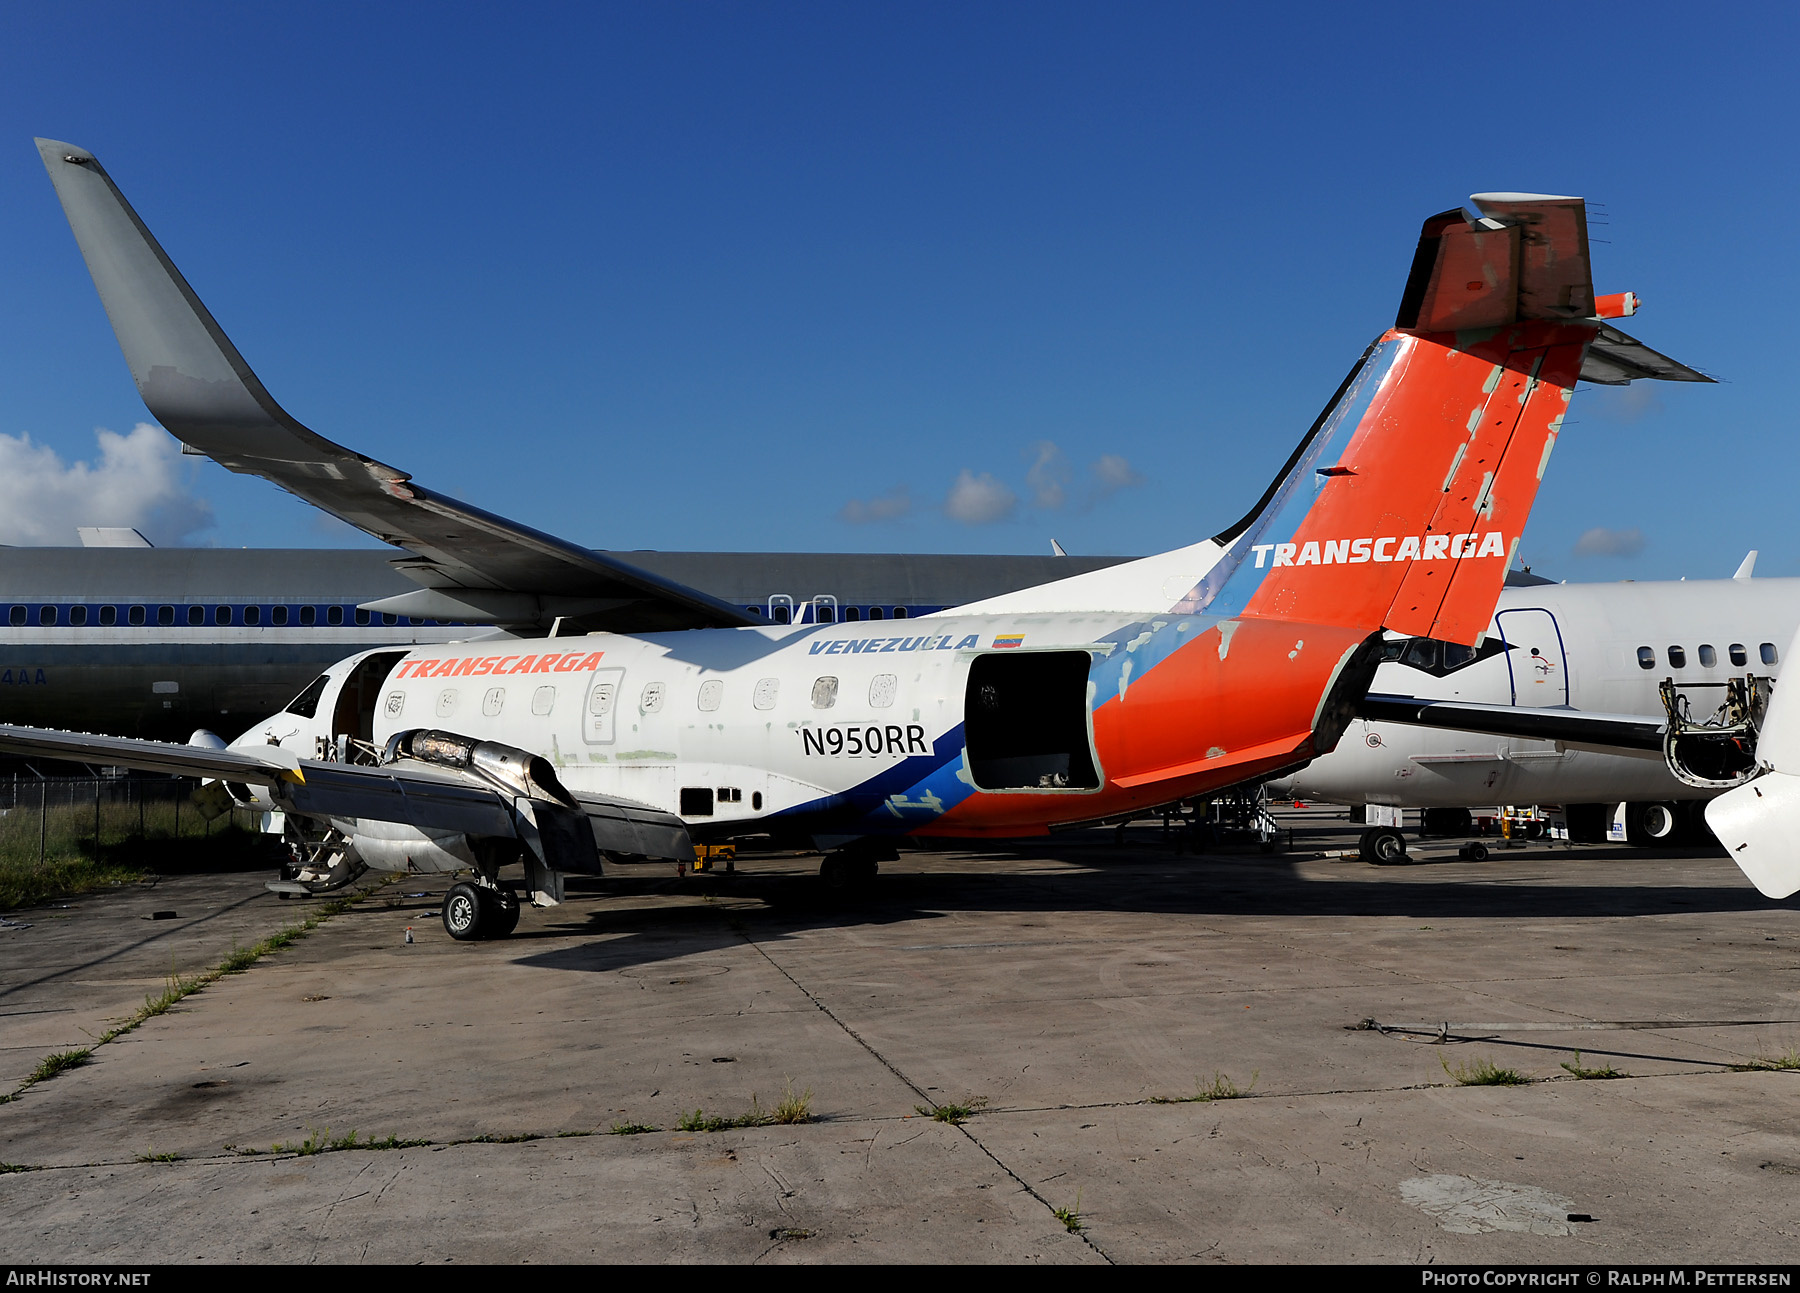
443;882;486;940
1624;801;1680;847
819;838;896;890
479;884;520;937
442;880;521;940
1359;826;1408;865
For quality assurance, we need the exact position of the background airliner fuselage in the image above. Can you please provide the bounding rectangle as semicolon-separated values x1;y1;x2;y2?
1272;572;1795;810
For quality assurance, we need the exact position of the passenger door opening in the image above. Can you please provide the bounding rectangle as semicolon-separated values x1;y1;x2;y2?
964;651;1099;790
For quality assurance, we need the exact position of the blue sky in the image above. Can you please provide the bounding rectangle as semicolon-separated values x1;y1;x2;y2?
1;3;1794;582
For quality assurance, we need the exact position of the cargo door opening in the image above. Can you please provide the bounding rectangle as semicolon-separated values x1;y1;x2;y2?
964;651;1099;790
331;650;408;743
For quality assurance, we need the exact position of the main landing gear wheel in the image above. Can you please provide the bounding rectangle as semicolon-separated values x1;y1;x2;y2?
443;882;486;941
1359;826;1408;865
479;885;521;937
820;854;879;890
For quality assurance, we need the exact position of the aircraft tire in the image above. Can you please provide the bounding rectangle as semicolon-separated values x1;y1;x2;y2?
1624;802;1680;847
442;882;486;941
1360;827;1408;865
480;886;521;938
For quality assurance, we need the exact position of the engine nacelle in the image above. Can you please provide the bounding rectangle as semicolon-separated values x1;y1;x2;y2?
345;818;481;875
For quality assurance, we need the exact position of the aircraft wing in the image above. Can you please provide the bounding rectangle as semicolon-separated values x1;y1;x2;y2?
1356;694;1667;752
35;138;755;636
0;724;690;861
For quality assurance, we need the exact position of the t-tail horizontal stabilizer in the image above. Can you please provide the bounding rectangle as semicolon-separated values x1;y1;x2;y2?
1186;193;1708;649
34;138;753;635
1706;621;1800;899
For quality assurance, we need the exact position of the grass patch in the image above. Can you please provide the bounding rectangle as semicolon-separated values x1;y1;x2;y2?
267;1127;429;1156
136;1151;181;1163
0;1163;39;1174
607;1122;659;1136
3;885;377;1104
0;857;144;912
463;1132;541;1144
1053;1191;1084;1233
675;1084;815;1133
1561;1051;1626;1080
1442;1054;1531;1086
1729;1048;1800;1073
1150;1071;1256;1104
916;1096;988;1126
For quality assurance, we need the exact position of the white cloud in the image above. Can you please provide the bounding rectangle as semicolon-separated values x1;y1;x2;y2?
0;424;213;546
944;469;1017;525
1025;441;1070;510
1091;453;1144;496
838;485;913;524
1573;525;1645;557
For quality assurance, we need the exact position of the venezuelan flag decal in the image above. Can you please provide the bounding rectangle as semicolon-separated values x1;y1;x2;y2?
992;634;1025;649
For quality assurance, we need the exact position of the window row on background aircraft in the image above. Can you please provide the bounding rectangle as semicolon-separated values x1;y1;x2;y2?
5;598;931;629
6;602;454;628
1637;642;1780;670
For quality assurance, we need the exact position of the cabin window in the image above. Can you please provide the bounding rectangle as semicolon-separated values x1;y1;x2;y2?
327;605;345;626
157;606;175;626
39;606;56;626
892;607;908;619
1636;646;1654;669
868;607;885;620
589;682;616;716
680;787;714;816
215;605;231;626
129;606;146;626
641;682;665;713
868;674;898;708
1667;646;1686;669
1698;644;1717;667
697;680;724;712
67;605;87;627
436;689;457;718
271;606;289;626
482;687;505;717
97;606;116;626
242;605;260;625
964;651;1099;790
382;613;398;626
1762;642;1781;666
845;607;861;622
752;791;763;810
300;606;317;626
811;676;839;709
1730;643;1748;667
6;606;21;627
1442;641;1476;670
355;608;371;625
383;691;405;719
753;677;780;710
531;686;556;716
285;674;331;719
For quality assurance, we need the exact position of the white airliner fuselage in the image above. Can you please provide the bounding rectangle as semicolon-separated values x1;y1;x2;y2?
1271;574;1796;809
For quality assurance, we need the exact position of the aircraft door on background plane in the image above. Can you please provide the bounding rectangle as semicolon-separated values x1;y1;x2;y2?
584;667;625;744
1495;609;1568;707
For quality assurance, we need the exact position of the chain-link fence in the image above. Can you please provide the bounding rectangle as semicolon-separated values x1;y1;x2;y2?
0;775;264;872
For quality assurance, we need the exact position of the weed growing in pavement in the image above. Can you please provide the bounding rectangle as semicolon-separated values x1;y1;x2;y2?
607;1122;659;1136
1150;1071;1257;1104
1054;1191;1085;1233
136;1151;181;1163
916;1097;989;1125
1442;1054;1530;1086
1560;1051;1625;1080
1729;1047;1800;1073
